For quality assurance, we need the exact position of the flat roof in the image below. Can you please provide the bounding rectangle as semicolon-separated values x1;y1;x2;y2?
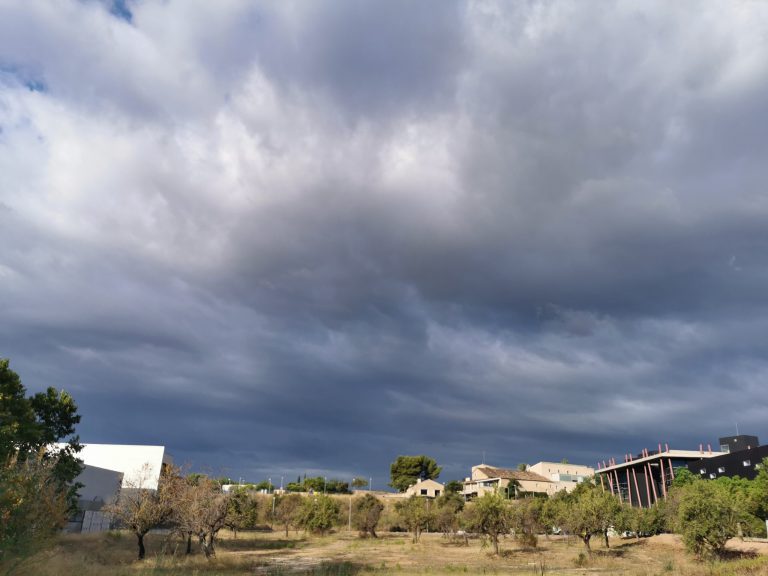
596;450;723;474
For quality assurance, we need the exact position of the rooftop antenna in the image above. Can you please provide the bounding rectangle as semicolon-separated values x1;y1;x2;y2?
736;422;740;435
482;451;485;464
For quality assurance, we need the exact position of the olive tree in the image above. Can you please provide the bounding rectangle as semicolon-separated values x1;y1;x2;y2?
298;494;339;535
395;496;433;543
464;491;511;555
352;493;384;537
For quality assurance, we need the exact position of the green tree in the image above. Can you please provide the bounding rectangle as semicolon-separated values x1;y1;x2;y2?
225;489;260;537
675;480;742;559
351;477;369;489
0;359;82;496
434;491;464;537
389;455;442;492
275;493;304;536
0;359;83;569
395;496;433;543
298;494;340;535
558;482;621;553
254;480;274;492
352;493;384;537
0;453;70;572
510;496;546;548
444;480;463;494
463;490;511;555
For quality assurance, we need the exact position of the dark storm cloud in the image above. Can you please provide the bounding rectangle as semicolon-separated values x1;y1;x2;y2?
2;0;768;483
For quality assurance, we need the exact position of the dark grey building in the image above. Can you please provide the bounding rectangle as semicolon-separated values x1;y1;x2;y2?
688;435;767;481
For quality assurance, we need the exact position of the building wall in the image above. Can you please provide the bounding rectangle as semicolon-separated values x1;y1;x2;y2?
405;479;444;498
688;445;768;481
65;443;168;490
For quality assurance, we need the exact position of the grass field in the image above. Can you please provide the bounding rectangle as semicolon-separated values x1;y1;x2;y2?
11;530;768;576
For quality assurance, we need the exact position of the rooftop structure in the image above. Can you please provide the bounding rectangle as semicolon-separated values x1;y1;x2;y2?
595;443;724;508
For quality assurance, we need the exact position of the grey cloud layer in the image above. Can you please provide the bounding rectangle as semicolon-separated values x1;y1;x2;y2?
2;0;768;481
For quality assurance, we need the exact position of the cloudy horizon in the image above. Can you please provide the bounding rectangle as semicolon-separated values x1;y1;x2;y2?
2;0;768;486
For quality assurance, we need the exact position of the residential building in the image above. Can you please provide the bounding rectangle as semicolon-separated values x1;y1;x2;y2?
404;478;444;498
462;465;552;499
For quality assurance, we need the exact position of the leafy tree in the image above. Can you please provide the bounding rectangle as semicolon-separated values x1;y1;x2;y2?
671;468;697;488
749;458;768;526
675;479;741;559
444;480;463;494
510;496;546;548
0;359;83;569
298;494;339;535
389;455;442;492
225;489;260;537
352;493;384;537
517;463;528;471
254;480;274;492
275;493;304;536
434;491;464;537
351;477;369;489
463;491;511;555
0;453;70;572
557;482;621;553
0;359;82;500
395;496;433;543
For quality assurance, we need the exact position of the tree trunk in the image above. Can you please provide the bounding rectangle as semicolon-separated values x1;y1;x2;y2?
582;534;591;553
371;527;377;538
604;530;610;548
493;533;499;555
186;532;192;555
137;533;146;560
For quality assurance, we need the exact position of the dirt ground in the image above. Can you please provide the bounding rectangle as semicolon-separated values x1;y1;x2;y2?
12;530;768;576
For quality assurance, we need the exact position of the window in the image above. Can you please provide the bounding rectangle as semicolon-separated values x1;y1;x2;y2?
743;460;751;467
709;473;717;479
420;489;427;495
717;467;725;473
720;444;730;453
435;490;441;496
699;468;706;474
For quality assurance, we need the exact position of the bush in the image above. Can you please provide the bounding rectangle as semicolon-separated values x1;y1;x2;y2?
352;494;384;538
675;480;741;559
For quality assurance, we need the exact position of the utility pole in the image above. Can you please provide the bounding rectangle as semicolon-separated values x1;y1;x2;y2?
348;481;353;532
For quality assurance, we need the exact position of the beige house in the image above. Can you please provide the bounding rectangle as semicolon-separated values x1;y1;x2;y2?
404;478;445;498
462;462;594;499
462;465;551;499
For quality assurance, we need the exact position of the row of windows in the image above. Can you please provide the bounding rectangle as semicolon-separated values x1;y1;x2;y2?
700;461;762;478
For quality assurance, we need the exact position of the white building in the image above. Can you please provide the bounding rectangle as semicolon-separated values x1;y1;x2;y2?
68;443;172;490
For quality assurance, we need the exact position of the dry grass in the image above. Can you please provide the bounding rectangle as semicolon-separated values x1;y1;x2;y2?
9;530;768;576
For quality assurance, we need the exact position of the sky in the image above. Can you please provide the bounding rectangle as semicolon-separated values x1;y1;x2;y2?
2;0;768;487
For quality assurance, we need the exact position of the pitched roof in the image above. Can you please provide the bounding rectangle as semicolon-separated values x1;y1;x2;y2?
476;466;550;483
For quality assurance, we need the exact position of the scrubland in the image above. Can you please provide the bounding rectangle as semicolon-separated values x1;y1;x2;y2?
14;529;768;576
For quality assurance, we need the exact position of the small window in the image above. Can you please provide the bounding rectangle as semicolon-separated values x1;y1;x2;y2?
743;460;751;467
420;489;427;495
720;445;730;453
709;473;717;479
435;490;441;496
717;467;725;473
699;468;706;474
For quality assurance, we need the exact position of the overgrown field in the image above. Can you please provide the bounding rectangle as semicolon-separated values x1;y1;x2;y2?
14;529;768;576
